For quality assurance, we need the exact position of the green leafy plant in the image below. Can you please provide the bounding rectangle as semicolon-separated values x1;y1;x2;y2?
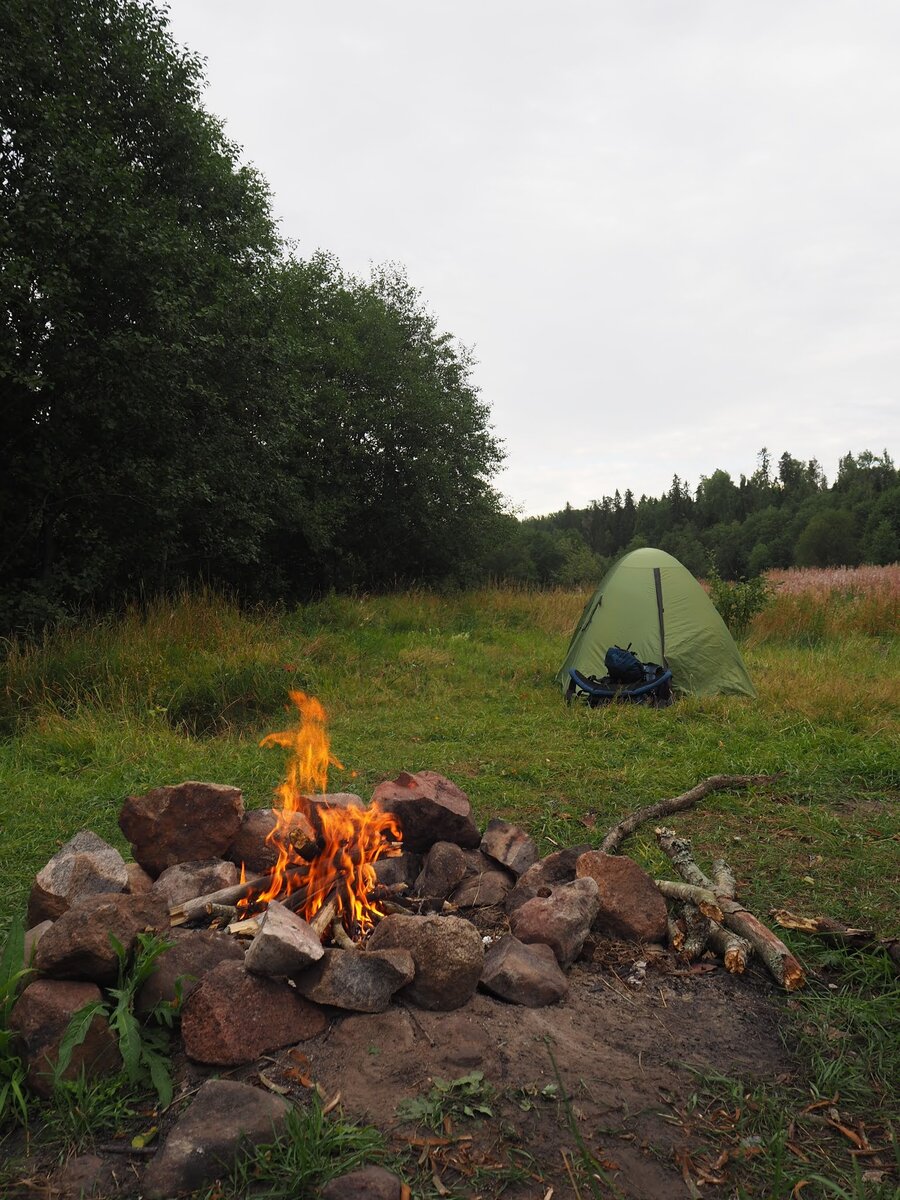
210;1099;388;1199
396;1070;494;1131
706;564;772;636
0;918;31;1126
55;932;175;1107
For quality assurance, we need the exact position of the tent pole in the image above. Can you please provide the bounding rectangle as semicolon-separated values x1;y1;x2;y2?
653;567;668;667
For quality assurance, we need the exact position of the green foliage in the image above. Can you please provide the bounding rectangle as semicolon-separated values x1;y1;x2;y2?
396;1071;494;1130
55;932;175;1107
45;1071;139;1152
0;918;31;1127
705;565;772;636
211;1099;388;1200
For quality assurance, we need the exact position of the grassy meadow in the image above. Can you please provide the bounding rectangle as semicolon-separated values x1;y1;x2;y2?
1;567;898;1196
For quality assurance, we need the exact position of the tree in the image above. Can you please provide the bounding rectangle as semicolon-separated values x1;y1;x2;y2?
1;0;283;621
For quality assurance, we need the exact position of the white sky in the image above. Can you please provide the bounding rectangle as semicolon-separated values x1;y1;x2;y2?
164;1;900;516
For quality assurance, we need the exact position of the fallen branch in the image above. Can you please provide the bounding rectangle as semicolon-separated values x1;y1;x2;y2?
771;910;899;974
600;773;781;855
682;903;712;962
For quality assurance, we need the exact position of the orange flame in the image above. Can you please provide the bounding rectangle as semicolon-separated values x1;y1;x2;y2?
246;691;400;935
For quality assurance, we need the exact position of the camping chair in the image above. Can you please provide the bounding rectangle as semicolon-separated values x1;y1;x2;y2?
565;664;673;708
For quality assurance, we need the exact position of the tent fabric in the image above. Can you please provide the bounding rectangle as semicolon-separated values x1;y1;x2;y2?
556;547;756;698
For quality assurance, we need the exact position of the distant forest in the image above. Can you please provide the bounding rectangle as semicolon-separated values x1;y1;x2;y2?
489;448;900;587
2;2;898;632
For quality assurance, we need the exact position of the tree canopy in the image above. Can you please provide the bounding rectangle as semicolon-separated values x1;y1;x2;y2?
1;0;503;627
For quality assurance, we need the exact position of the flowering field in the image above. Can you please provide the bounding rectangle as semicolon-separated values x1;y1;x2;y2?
750;563;900;642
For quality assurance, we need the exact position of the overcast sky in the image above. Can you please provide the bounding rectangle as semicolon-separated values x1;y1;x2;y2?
165;1;899;516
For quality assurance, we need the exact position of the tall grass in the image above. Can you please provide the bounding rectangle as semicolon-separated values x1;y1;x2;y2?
751;565;900;643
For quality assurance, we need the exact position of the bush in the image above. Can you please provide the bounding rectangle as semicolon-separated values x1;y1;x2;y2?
706;566;771;637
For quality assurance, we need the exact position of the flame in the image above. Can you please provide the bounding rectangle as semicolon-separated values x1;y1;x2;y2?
246;691;400;935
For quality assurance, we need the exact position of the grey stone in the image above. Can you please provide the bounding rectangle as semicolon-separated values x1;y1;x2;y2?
244;901;324;977
151;858;240;907
321;1165;403;1200
413;841;466;900
367;913;483;1010
142;1079;290;1199
293;947;415;1012
27;831;128;925
505;844;593;913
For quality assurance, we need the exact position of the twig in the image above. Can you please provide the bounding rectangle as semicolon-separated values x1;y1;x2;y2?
600;773;781;855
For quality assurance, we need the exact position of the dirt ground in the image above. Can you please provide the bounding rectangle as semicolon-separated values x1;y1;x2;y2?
14;941;791;1200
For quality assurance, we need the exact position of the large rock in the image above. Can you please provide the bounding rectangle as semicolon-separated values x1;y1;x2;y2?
367;914;483;1011
181;960;327;1064
321;1166;404;1200
480;936;568;1007
413;841;467;900
34;892;170;985
505;844;593;913
226;808;316;874
576;851;669;943
371;771;480;852
243;901;324;977
134;927;245;1016
9;979;119;1097
449;850;514;908
142;1079;290;1200
480;819;538;877
119;781;244;877
27;831;128;925
293;947;415;1012
508;877;600;968
151;858;239;907
374;851;422;889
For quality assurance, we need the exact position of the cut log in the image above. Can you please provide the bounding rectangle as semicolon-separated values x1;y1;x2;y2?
655;880;723;923
681;903;712;962
654;827;805;990
600;773;781;855
707;923;751;973
717;898;805;990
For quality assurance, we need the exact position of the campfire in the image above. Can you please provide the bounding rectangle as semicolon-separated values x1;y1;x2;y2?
171;691;404;942
239;691;401;935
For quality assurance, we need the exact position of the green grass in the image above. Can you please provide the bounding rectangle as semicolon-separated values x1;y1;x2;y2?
0;584;897;1196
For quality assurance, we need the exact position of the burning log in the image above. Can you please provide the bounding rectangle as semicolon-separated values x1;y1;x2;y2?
309;887;339;939
654;827;805;991
168;864;308;925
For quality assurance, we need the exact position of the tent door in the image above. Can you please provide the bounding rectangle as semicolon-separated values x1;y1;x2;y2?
653;567;668;667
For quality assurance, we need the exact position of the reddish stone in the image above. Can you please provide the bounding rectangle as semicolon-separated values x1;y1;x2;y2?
27;831;128;925
181;960;327;1064
125;862;154;894
480;935;568;1006
119;781;244;877
226;807;316;874
134;928;245;1016
480;819;538;877
505;844;593;913
508;878;600;968
576;851;669;943
9;979;119;1097
371;770;480;852
34;892;170;985
367;913;483;1011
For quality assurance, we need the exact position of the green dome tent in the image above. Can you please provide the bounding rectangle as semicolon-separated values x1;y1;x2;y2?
556;547;756;698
